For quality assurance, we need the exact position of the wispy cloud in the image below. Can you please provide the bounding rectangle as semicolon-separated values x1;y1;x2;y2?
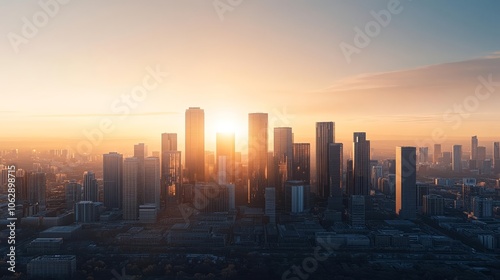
309;52;500;117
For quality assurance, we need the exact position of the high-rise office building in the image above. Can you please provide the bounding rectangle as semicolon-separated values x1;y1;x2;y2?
346;159;354;196
353;132;370;196
83;171;98;202
494;142;500;175
433;144;442;164
396;146;417;220
274;127;293;206
65;180;82;210
103;152;123;209
144;157;160;209
328;143;343;208
134;143;147;206
216;133;235;184
371;165;383;191
274;127;293;177
161;133;177;152
123;157;139;220
248;113;268;206
292;143;310;184
75;201;100;223
471;136;478;160
316;122;335;198
477;146;486;171
349;195;365;229
416;183;429;213
15;169;28;202
28;172;46;210
418;147;429;164
161;133;181;206
452;145;462;173
185;107;205;182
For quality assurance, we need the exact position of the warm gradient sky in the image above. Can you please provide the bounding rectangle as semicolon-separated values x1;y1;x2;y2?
1;0;500;156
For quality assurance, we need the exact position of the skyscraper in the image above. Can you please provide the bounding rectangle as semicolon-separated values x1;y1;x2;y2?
452;145;462;173
316;122;335;198
274;127;293;205
494;142;500;175
418;147;429;164
161;133;177;152
185;107;205;182
328;143;343;200
65;180;82;210
471;136;478;160
494;142;500;160
27;172;46;210
144;157;160;209
353;132;370;196
395;146;417;220
123;157;139;220
274;127;293;176
477;146;486;171
248;113;268;206
433;144;442;164
161;133;181;206
292;143;310;184
216;132;235;184
134;143;147;206
83;171;98;202
346;159;354;196
103;152;123;209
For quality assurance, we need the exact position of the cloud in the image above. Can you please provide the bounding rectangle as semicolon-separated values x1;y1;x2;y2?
310;53;500;117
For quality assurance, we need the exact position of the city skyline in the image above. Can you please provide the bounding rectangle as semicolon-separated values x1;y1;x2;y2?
2;2;500;279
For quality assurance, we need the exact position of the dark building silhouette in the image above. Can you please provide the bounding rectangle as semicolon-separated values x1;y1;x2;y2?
248;113;268;206
316;122;335;198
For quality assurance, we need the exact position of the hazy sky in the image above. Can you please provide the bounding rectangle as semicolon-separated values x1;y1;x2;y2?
1;0;500;155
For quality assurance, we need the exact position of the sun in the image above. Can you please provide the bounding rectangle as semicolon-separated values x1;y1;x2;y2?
216;119;236;133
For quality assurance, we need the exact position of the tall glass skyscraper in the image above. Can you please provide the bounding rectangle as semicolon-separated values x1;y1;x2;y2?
248;113;268;206
396;146;417;220
103;152;123;209
83;171;98;202
316;122;335;198
123;157;139;220
353;132;370;196
185;107;205;182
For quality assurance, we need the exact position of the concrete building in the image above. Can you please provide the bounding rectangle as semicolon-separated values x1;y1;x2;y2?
27;255;76;279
